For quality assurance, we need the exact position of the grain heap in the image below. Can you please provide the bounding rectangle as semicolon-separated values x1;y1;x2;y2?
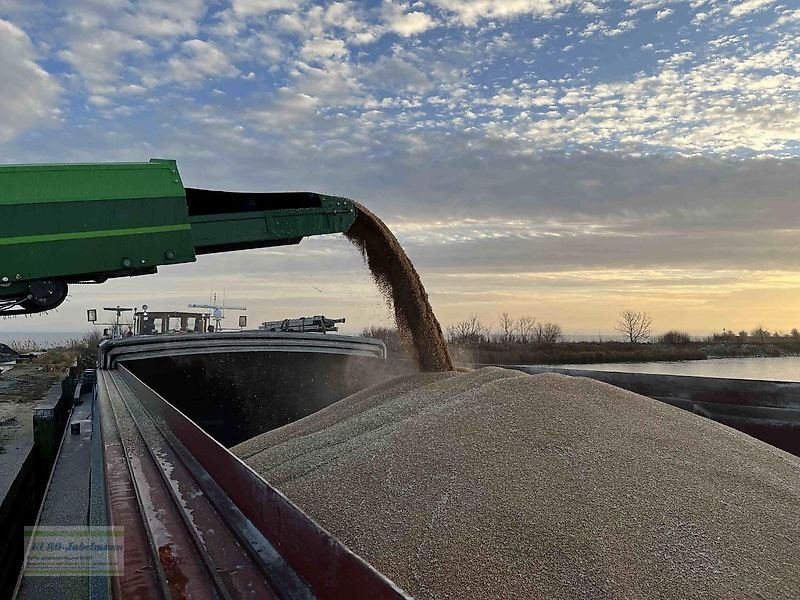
346;202;453;372
234;367;800;600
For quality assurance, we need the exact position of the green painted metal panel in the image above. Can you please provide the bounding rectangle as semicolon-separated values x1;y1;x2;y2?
0;231;196;283
0;224;191;246
0;159;358;306
0;161;196;282
0;159;184;205
0;196;190;236
189;195;357;251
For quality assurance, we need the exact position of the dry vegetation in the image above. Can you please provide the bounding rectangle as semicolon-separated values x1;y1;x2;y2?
6;329;102;371
364;316;800;365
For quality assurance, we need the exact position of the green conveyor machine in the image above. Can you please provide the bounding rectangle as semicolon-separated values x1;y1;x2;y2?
0;159;357;315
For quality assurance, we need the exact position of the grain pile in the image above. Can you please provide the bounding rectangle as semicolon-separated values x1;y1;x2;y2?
346;202;453;372
234;367;800;600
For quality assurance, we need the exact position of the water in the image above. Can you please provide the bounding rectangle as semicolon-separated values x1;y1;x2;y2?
551;356;800;382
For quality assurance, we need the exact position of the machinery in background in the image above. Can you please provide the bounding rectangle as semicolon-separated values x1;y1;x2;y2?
104;305;135;339
89;303;245;335
0;159;357;315
87;305;135;339
260;315;345;333
189;295;246;331
134;307;210;335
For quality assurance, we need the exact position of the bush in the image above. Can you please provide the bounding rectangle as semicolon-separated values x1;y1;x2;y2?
69;329;103;357
533;322;562;346
750;326;771;343
659;330;691;345
8;339;44;354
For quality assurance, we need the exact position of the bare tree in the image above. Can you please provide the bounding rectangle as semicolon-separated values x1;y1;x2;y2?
447;314;487;344
515;315;536;344
534;322;563;345
750;325;770;343
615;310;653;343
498;312;515;343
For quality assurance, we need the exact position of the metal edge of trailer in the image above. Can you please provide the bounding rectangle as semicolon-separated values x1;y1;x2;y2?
94;365;411;600
514;366;800;410
512;365;800;457
98;332;387;370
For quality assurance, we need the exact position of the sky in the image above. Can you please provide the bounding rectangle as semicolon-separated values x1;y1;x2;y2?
1;0;799;336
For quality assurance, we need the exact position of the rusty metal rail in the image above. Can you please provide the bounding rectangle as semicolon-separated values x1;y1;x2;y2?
97;365;411;599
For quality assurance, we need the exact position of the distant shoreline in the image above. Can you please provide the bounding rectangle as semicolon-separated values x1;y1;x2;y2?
2;332;798;367
447;339;800;366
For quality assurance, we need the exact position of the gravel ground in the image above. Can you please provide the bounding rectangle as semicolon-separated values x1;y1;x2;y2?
234;367;800;600
0;362;63;454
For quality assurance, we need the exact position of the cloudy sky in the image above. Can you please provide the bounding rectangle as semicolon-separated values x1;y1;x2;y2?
1;0;799;336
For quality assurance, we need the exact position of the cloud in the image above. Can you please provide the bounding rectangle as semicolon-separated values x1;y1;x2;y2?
606;18;637;35
366;56;432;92
580;2;605;14
167;39;240;84
382;1;437;36
1;0;799;333
430;0;580;26
118;0;208;38
470;27;800;155
0;19;59;142
50;151;800;334
48;0;211;98
300;37;349;60
57;29;151;96
775;8;800;25
729;0;775;18
231;0;306;16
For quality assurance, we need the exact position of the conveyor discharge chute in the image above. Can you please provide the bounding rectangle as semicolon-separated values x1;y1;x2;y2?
0;159;357;315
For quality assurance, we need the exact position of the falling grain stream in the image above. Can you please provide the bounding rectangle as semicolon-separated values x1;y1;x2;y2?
346;202;454;372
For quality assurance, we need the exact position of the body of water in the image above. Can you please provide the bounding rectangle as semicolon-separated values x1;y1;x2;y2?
550;355;800;382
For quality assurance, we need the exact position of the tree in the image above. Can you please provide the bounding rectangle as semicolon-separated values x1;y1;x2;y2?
615;310;653;344
497;312;515;343
447;314;487;344
791;328;799;339
751;326;770;343
515;315;536;344
533;322;562;346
